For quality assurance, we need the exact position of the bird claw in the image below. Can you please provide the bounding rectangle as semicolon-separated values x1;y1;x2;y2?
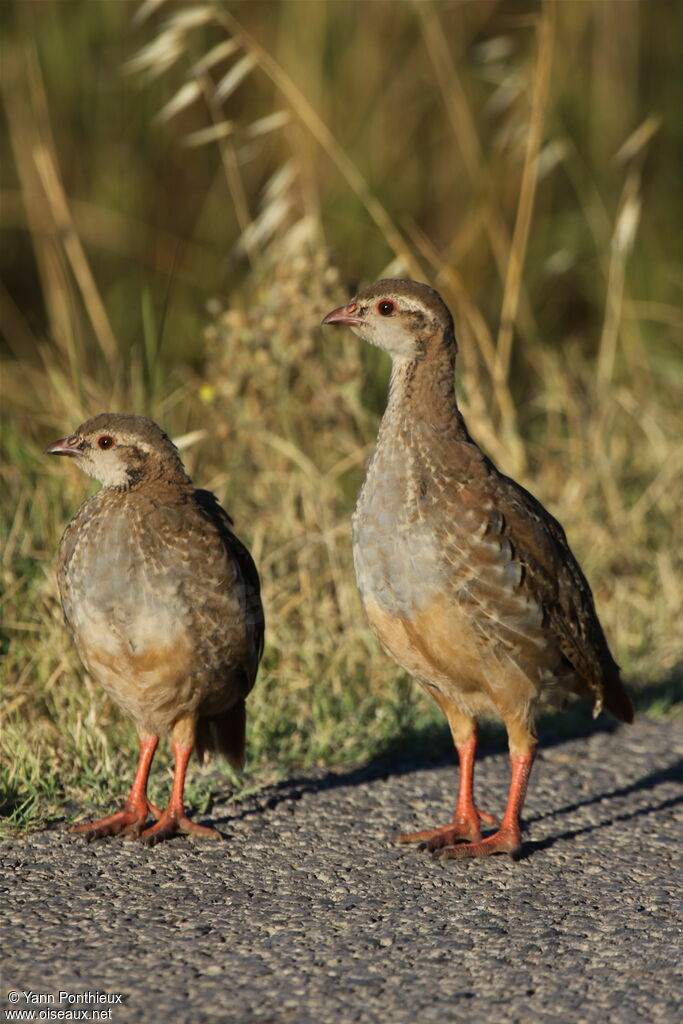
434;828;522;859
475;808;499;827
396;808;499;850
398;824;481;850
69;794;166;841
138;812;223;846
70;806;150;841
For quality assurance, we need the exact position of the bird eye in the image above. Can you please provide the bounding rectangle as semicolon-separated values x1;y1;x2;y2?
377;300;395;316
97;435;115;450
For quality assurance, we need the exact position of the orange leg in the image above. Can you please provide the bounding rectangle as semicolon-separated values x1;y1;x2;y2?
70;735;160;841
139;742;222;846
436;749;535;859
397;731;498;849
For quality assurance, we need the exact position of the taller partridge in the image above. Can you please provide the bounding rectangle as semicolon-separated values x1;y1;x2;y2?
47;414;264;844
323;280;633;858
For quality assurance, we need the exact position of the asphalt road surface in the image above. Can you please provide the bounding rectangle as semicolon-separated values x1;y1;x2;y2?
1;717;681;1023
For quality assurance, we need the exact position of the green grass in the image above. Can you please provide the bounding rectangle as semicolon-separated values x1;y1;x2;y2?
1;0;682;834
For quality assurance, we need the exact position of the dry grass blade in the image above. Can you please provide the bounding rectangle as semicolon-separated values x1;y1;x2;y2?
626;301;683;333
214;53;257;102
597;168;642;386
0;280;40;361
213;7;422;278
4;49;119;369
198;73;256;263
181;121;235;148
497;3;557;380
494;2;555;457
247;111;291;138
406;222;499;377
3;54;75;365
124;28;185;79
416;0;542;454
32;144;119;368
415;0;482;179
132;0;170;28
191;39;240;76
164;5;216;32
614;116;662;166
237;163;298;255
172;429;208;452
415;0;513;286
156;78;202;123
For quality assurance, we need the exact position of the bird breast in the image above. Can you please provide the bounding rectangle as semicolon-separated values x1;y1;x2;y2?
57;491;249;732
351;430;558;707
352;442;443;617
61;501;190;651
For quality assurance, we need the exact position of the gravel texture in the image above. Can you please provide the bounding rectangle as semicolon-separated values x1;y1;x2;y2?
1;717;681;1023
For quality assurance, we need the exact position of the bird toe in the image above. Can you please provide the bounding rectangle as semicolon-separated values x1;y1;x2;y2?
435;828;522;860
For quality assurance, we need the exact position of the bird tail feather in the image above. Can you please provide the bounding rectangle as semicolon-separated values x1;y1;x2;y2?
195;699;246;770
602;669;635;724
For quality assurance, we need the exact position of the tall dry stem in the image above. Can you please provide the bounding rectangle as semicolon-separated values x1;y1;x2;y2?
494;1;555;467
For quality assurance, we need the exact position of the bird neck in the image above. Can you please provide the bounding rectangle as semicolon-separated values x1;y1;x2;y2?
113;454;191;493
381;330;467;441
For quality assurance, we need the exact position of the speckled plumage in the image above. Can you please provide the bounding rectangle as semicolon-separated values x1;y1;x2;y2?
323;280;632;858
48;414;264;843
57;473;262;744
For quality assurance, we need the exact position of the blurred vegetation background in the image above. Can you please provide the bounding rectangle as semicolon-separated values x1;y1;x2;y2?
1;0;681;831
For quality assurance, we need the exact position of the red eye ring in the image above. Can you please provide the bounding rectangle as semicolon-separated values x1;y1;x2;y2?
97;435;115;450
377;300;395;316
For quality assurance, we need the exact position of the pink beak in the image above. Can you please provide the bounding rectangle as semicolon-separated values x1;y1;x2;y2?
321;302;364;328
45;435;82;457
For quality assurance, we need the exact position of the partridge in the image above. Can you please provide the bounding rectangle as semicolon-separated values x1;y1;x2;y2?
323;280;633;858
47;414;264;844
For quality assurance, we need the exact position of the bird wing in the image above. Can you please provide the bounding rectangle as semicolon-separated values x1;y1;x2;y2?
461;444;622;707
192;488;265;675
427;433;622;710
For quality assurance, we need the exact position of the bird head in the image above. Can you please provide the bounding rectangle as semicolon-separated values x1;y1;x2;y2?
45;413;189;490
321;278;456;360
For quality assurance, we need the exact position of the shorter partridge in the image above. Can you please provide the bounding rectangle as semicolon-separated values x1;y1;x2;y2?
323;279;633;859
47;414;264;844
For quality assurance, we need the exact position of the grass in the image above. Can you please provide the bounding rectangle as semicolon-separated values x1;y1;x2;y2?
1;0;682;834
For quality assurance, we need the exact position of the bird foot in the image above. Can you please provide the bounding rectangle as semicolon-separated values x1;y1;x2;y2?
138;811;223;846
70;799;156;841
434;827;522;859
396;808;499;850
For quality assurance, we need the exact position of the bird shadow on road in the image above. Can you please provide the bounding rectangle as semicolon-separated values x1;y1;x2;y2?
210;731;682;862
525;757;683;826
219;671;680;821
212;683;682;842
517;788;682;859
515;752;683;857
